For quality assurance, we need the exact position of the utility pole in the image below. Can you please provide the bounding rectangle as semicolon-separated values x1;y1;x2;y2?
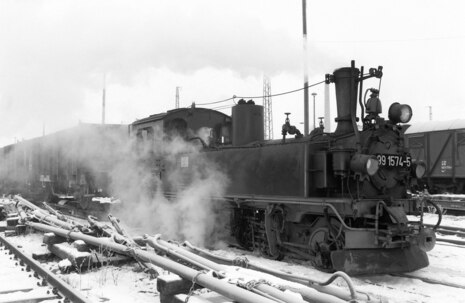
312;92;317;129
302;0;309;135
324;82;330;132
102;73;106;124
427;106;432;120
175;87;181;109
263;76;273;140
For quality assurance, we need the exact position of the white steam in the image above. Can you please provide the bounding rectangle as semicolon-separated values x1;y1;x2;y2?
110;127;230;248
0;121;231;247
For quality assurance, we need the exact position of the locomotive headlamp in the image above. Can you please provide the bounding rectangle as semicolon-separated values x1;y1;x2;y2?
350;154;379;176
412;161;427;179
388;102;413;124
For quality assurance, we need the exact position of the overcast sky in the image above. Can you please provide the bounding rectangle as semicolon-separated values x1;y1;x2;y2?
1;0;464;146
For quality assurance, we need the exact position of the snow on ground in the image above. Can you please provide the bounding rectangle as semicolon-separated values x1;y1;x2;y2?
2;212;465;303
5;231;161;303
207;213;465;303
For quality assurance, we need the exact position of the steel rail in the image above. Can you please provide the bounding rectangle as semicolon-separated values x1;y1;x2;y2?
435;237;465;246
424;223;465;233
0;233;92;303
392;273;465;290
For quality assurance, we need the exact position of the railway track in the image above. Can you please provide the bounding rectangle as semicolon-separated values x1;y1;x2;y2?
2;196;366;303
393;273;465;290
428;195;465;214
423;223;465;246
0;233;91;303
3;196;465;303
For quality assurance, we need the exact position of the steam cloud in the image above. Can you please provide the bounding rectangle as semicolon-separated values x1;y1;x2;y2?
109;127;230;248
0;123;230;248
0;0;302;147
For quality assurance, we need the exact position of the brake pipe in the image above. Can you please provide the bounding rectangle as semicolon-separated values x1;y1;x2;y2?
426;199;442;230
26;222;277;303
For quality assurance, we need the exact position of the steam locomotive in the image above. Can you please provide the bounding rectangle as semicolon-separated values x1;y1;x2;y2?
0;61;436;275
132;61;436;275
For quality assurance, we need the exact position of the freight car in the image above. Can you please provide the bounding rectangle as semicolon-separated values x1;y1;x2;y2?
405;120;465;213
0;123;127;217
405;119;465;194
134;61;437;275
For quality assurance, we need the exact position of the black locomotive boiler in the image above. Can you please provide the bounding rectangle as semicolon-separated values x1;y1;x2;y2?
134;62;436;275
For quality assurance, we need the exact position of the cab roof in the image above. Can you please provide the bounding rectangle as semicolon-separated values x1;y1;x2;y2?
132;107;230;126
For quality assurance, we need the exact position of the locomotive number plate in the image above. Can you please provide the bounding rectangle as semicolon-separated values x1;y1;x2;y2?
376;154;411;167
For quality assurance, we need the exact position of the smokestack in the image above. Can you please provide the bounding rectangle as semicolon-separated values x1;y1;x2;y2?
102;73;106;124
333;66;359;135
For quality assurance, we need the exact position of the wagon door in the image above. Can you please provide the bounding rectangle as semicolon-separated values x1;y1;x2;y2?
455;131;465;179
428;130;454;179
407;134;426;163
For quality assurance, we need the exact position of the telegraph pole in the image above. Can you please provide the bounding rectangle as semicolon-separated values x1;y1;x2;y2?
302;0;309;135
175;87;181;109
263;76;273;140
324;82;330;132
102;73;106;124
312;92;317;129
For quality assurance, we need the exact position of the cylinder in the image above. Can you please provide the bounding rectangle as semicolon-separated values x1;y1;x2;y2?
333;67;359;135
232;102;264;146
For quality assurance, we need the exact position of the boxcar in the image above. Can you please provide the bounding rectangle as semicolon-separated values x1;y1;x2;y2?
405;119;465;194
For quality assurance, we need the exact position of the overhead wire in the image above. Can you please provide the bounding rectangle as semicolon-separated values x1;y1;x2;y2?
194;79;327;110
195;97;236;106
234;80;326;100
211;105;234;111
313;35;465;44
